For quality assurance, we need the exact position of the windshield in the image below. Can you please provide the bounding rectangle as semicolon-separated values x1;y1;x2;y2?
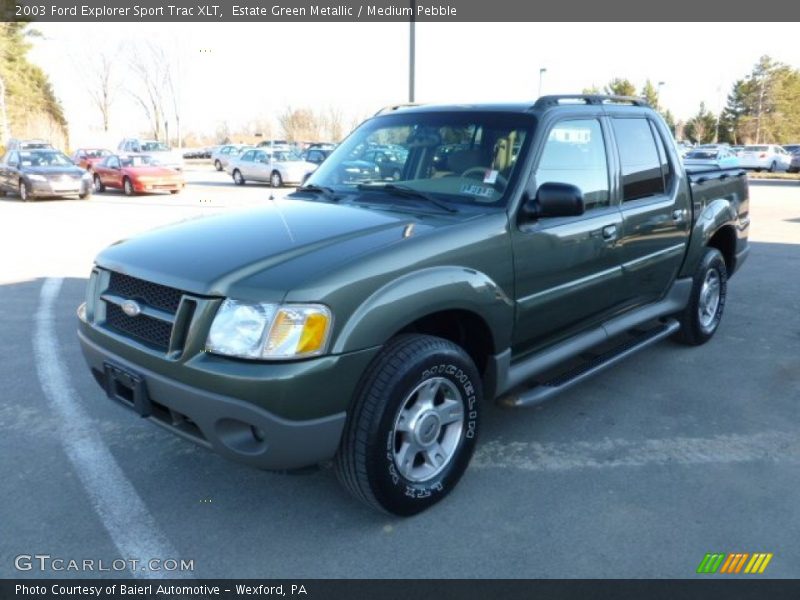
686;151;718;159
272;151;302;162
20;150;74;167
121;155;157;167
84;149;111;158
140;141;170;152
305;112;533;207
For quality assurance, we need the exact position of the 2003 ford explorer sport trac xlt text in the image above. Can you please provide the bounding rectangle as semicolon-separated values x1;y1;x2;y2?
77;95;750;515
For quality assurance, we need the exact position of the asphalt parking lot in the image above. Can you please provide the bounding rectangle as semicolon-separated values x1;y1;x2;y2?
1;169;798;578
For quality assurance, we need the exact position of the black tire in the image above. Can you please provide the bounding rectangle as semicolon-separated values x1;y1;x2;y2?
768;161;777;173
673;247;728;346
335;334;481;516
93;174;105;193
270;170;283;188
214;159;223;171
169;189;180;195
123;177;134;196
19;180;32;202
233;169;245;185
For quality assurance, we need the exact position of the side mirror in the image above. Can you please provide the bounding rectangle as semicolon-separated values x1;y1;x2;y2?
520;182;585;221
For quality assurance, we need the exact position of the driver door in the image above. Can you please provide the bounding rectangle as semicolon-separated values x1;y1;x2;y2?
511;116;627;353
102;156;122;188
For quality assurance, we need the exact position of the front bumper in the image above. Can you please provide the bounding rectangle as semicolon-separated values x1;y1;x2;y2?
29;178;92;197
133;180;184;193
78;327;378;470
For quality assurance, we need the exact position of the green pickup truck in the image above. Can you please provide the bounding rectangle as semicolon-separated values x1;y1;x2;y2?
78;95;750;515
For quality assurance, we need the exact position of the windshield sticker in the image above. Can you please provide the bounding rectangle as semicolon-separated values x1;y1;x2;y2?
483;169;499;184
460;183;494;198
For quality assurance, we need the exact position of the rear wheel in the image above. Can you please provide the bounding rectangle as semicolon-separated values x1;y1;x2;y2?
674;247;727;346
233;169;245;185
123;177;134;196
335;334;481;516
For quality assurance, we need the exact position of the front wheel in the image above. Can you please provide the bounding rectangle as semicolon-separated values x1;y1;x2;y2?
335;334;481;516
233;169;245;185
673;247;728;346
123;177;135;196
768;161;777;173
93;174;105;193
19;180;31;202
214;159;222;171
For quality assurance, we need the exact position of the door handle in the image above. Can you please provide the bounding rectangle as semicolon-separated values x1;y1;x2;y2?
601;224;618;241
672;209;686;222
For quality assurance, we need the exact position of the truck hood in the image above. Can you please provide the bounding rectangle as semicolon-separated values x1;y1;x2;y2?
95;199;436;300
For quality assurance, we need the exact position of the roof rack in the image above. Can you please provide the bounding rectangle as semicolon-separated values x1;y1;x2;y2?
530;95;650;111
374;103;422;116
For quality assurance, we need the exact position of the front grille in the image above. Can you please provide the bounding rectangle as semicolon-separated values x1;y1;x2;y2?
107;272;182;314
105;303;173;350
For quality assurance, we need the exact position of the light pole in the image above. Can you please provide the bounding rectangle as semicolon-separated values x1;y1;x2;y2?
657;81;665;109
538;68;547;97
409;0;416;103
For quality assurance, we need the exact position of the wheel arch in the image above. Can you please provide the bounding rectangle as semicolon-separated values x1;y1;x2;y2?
330;267;514;392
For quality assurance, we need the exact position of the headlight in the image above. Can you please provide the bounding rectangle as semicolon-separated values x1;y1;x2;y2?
206;299;332;360
28;174;47;181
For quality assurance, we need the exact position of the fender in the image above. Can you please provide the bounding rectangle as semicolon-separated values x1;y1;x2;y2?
679;198;738;278
331;266;514;355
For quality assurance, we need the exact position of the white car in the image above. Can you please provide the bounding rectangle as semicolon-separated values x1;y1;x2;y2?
117;138;184;171
683;146;739;170
737;144;792;172
211;144;253;171
226;148;317;187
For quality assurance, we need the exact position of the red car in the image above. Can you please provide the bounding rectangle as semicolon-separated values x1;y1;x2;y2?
72;148;113;171
92;154;185;196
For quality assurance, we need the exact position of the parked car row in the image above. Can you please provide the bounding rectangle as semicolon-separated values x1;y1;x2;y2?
679;141;798;173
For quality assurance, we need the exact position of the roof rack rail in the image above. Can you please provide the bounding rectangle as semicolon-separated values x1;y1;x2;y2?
374;103;422;116
530;95;650;111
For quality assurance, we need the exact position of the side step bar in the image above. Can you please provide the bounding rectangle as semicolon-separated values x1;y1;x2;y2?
498;319;680;408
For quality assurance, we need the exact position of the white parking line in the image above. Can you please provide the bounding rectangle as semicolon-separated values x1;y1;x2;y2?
34;278;185;579
473;430;800;472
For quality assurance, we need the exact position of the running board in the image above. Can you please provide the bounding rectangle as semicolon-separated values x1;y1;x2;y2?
498;319;680;408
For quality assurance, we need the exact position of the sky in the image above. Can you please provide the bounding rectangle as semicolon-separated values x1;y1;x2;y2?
28;22;800;147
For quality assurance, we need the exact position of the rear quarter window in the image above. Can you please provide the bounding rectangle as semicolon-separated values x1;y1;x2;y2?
612;118;665;202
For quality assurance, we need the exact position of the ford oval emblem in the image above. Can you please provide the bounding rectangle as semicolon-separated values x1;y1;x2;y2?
121;300;142;317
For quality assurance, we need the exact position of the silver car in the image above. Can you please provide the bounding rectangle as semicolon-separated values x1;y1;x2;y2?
683;146;739;170
226;148;317;187
211;144;253;171
117;138;185;171
737;144;792;172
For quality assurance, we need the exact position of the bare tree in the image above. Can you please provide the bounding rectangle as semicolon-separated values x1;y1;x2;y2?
86;52;118;132
323;106;345;142
127;42;172;140
278;106;321;142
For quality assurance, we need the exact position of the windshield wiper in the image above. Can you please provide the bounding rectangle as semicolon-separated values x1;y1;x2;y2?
295;184;341;202
356;183;458;213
